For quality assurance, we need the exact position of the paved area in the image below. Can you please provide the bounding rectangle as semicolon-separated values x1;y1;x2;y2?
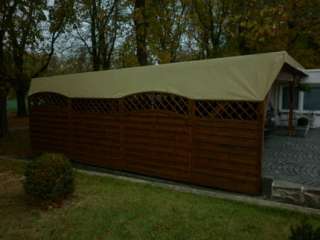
263;129;320;187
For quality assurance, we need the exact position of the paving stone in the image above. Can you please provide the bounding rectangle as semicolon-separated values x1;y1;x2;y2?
263;129;320;187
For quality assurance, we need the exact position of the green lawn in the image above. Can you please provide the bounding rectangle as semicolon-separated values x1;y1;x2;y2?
1;159;320;240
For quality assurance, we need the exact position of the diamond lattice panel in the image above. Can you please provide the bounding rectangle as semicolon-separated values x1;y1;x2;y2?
122;93;189;115
71;99;118;113
195;101;259;120
29;93;68;108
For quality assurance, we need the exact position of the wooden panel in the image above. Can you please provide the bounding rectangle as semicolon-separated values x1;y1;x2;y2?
68;111;122;169
29;100;69;155
191;116;261;193
29;93;263;195
123;111;190;181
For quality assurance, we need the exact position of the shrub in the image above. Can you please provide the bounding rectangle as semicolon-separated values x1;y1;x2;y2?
289;220;320;240
24;153;74;203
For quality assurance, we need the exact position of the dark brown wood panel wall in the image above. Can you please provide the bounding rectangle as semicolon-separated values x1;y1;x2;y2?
30;107;69;154
190;119;261;193
29;93;264;194
69;112;123;169
123;112;190;182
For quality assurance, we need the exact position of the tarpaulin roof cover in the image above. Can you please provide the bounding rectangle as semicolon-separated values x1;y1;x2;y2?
29;51;305;101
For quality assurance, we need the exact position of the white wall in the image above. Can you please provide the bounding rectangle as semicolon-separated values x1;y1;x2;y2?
273;69;320;128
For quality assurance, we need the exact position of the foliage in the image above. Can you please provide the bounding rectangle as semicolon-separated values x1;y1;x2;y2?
189;0;234;58
227;0;287;55
147;0;189;63
289;220;320;240
73;0;127;70
2;0;317;74
113;34;140;68
0;0;74;116
24;153;74;203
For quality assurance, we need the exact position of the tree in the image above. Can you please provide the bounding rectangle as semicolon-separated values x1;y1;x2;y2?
133;0;149;65
4;0;73;117
0;0;16;136
74;0;123;71
148;0;189;63
46;49;92;76
189;0;233;58
225;0;320;67
225;0;286;55
284;0;320;68
113;34;140;68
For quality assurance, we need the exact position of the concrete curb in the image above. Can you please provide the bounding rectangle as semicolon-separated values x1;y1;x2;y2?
1;155;320;216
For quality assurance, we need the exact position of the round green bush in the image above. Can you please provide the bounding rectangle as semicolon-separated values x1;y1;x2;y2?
24;153;74;202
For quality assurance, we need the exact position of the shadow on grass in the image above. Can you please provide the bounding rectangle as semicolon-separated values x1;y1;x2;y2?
0;129;32;158
0;169;40;240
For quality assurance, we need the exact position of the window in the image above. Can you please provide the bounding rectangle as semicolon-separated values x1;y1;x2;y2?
303;86;320;111
281;86;299;110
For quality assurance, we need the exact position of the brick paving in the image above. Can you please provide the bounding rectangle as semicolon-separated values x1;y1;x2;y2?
263;129;320;187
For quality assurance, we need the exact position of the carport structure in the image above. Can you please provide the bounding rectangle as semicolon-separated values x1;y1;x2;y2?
28;51;305;194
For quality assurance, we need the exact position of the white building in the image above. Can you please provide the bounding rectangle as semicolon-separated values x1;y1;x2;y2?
271;69;320;128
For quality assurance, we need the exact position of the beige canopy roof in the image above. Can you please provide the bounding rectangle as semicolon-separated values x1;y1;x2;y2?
29;51;305;101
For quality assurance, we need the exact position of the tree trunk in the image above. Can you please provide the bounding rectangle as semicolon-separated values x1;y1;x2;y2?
16;89;27;117
134;0;148;65
90;0;99;71
0;91;8;137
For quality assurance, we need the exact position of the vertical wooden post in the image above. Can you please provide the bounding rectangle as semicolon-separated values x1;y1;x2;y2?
288;81;294;136
67;98;72;156
257;98;267;194
119;99;125;169
188;99;194;180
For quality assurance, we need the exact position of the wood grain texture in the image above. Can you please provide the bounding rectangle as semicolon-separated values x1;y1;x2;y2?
29;93;264;194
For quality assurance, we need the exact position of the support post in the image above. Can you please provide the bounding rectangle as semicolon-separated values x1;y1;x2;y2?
188;99;194;178
67;98;72;156
257;98;267;194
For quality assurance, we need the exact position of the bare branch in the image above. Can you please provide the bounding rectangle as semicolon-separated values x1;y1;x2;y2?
74;24;93;55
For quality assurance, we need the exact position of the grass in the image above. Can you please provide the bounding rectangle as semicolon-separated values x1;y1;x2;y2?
0;159;320;240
